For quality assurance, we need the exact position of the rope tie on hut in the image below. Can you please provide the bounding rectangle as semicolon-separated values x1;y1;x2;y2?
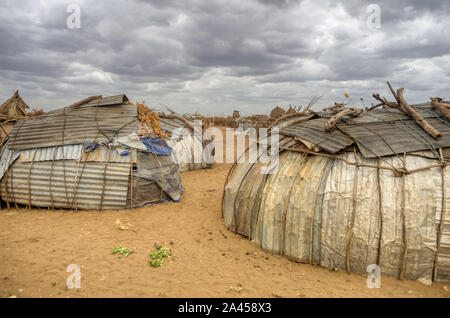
129;153;134;209
308;160;329;265
72;150;82;212
49;146;56;210
278;146;448;176
98;147;111;211
149;143;165;200
27;148;38;210
399;153;408;280
433;148;447;281
376;158;384;266
280;155;306;256
61;107;70;207
70;131;100;211
346;147;359;274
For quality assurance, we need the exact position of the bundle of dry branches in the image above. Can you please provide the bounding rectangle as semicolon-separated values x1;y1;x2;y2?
324;105;363;132
268;97;321;130
135;102;169;139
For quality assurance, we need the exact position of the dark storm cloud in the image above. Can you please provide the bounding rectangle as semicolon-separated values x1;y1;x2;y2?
0;0;449;115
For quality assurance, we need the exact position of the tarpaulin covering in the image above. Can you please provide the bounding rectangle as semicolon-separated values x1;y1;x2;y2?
140;137;172;155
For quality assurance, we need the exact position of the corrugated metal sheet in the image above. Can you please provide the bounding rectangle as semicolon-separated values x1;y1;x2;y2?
0;160;130;210
159;117;186;134
279;104;450;158
80;146;136;163
0;146;20;181
17;144;136;163
8;100;138;151
82;94;129;107
223;151;450;283
314;103;443;121
337;118;450;158
280;117;354;153
18;144;82;162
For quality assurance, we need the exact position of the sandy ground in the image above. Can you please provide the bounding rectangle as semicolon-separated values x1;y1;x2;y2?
0;126;449;298
0;161;449;298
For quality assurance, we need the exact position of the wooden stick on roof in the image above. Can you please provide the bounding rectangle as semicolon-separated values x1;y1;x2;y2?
374;83;442;140
431;97;450;120
397;88;441;139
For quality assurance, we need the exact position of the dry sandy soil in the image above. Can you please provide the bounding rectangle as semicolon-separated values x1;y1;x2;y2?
0;127;449;298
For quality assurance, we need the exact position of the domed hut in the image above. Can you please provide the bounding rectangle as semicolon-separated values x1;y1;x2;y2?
270;106;286;119
0;95;184;210
135;105;213;172
223;87;450;284
159;114;213;172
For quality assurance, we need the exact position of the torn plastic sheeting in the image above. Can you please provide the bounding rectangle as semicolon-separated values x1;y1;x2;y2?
140;137;172;155
133;165;182;202
83;142;99;152
116;131;147;151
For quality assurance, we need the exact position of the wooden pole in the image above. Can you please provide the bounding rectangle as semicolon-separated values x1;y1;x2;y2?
397;88;441;139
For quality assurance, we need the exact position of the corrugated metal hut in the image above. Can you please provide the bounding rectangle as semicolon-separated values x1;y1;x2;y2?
223;101;450;284
0;94;183;210
159;116;212;172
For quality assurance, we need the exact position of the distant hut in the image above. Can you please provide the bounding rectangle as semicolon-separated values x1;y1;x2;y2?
270;106;285;119
156;112;213;172
286;105;296;115
223;100;450;284
0;91;30;146
0;90;29;119
0;94;183;210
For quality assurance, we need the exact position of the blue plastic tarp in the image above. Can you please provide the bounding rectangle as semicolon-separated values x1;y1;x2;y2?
140;137;172;155
83;142;99;152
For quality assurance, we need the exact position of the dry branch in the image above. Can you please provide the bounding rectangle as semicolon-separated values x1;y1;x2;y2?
322;102;347;114
397;88;441;139
372;93;402;110
366;103;384;111
373;83;442;140
278;115;314;129
324;107;362;131
431;97;450;121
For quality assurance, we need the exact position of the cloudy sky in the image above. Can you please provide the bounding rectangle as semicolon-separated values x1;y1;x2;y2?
0;0;449;115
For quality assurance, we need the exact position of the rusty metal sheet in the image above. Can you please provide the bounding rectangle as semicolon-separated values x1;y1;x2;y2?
8;99;138;151
280;117;354;153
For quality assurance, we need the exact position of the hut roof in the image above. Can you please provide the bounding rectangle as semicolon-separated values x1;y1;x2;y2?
277;102;450;158
0;90;30;118
270;106;285;119
7;94;137;150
